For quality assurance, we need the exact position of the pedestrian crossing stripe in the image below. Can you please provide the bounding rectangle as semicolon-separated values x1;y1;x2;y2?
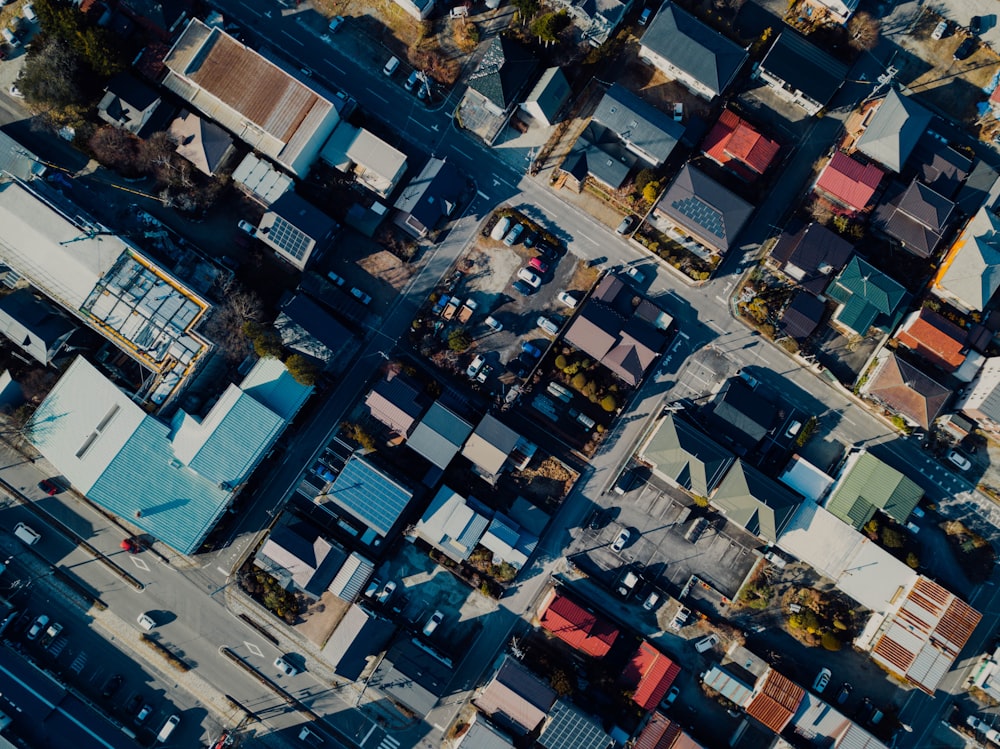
377;737;400;749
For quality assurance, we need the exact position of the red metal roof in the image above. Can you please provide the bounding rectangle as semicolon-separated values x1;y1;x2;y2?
633;712;683;749
815;152;884;211
538;590;619;657
702;110;780;180
624;641;682;710
895;308;966;371
745;670;803;733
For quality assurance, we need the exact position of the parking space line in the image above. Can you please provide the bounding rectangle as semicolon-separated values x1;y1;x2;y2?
280;30;303;46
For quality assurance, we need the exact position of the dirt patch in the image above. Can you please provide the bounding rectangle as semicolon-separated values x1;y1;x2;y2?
509;456;579;510
357;249;414;292
296;591;351;646
462;242;524;298
618;59;715;122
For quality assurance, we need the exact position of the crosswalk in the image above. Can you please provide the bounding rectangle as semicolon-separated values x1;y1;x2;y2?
69;652;86;674
376;736;400;749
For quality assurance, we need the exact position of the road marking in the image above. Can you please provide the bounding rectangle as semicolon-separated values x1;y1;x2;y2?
476;190;491;200
238;0;262;15
325;60;344;74
245;642;263;657
280;30;304;46
452;145;473;159
677;331;690;340
714;295;729;303
407;118;431;132
129;557;150;572
366;89;388;103
217;566;229;575
377;737;400;749
707;320;727;334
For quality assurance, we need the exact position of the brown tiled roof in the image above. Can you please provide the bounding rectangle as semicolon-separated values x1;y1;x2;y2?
745;670;803;733
866;353;950;430
473;656;556;735
895;308;966;371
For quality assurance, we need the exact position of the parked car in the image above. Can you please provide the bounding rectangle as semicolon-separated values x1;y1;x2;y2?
523;231;536;248
101;674;124;699
14;522;40;545
8;82;23;98
836;683;852;704
504;223;525;247
813;668;831;693
484;315;503;332
694;634;719;653
237;219;256;236
135;704;153;725
422;610;444;637
557;291;579;309
537;316;559;336
970;15;983;34
137;612;156;631
326;271;346;287
299;66;313;77
625;266;646;284
528;256;549;274
490;217;512;241
947;450;971;471
378;581;396;604
383;56;400;76
27;614;49;640
669;606;690;630
517;267;542;288
404;70;419;92
662;686;679;706
968;715;986;732
785;420;802;438
643;591;660;610
466;354;485;378
512;280;535;296
611;529;630;552
931;20;947;39
157;715;180;743
521;342;542;358
38;479;60;495
954;37;976;60
350;287;372;305
638;7;652;25
274;656;299;676
616;215;636;235
327;14;344;32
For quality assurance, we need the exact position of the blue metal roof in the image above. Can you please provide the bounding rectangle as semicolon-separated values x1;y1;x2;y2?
240;356;313;421
187;392;283;484
328;455;413;537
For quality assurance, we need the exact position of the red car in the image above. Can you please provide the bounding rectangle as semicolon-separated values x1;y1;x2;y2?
38;479;59;496
528;256;549;274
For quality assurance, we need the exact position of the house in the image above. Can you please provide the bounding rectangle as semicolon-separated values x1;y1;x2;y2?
407;401;474;472
895;308;967;372
779;291;825;340
0;181;211;407
370;638;453;715
702;664;755;706
800;0;858;24
563;274;673;386
414;487;491;563
0;289;76;366
256;193;339;271
814;151;884;214
480;512;538;570
254;522;346;598
708;378;776;453
872;179;955;258
770;221;854;295
909;133;972;199
639;412;733;497
745;670;804;733
392;0;434;19
933;207;1000;313
957;357;1000;435
321;453;414;544
537;588;619;657
232;153;294;206
118;0;190;38
97;73;170;137
622;641;681;711
639;2;748;101
274;294;353;367
326;550;375;602
162;19;341;178
701;110;780;181
633;713;707;749
757;29;847;115
473;654;557;736
465;36;539;119
854;89;932;173
824;450;922;530
30;356;311;554
538;700;612;749
825;256;907;335
393;157;464;238
461;413;524;481
364;374;426;437
321;604;396;680
457;715;514;749
653;164;754;256
591;84;685;168
862;352;950;430
520;67;571;127
789;691;889;747
320;125;408;199
549;0;631;46
168;110;234;176
562;123;641;190
710;460;802;543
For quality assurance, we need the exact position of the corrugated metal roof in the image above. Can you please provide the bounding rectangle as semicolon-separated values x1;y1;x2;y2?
474;655;556;735
538;589;619;657
457;717;514;749
328;552;374;601
816;152;883;211
825;451;922;530
239;356;313;421
746;670;803;733
462;413;520;475
702;109;779;179
702;665;753;706
625;641;681;710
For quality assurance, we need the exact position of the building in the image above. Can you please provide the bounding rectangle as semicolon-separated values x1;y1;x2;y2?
745;670;804;733
639;2;748;101
118;0;190;38
0;131;46;182
370;638;452;715
933;207;1000;313
0;289;76;366
639;413;733;497
321;604;396;679
957;357;1000;434
393;157;464;238
770;221;854;295
254;522;347;598
708;377;776;453
31;356;311;554
327;552;375;602
910;132;972;199
479;512;538;570
623;641;681;711
872;179;955;258
473;654;557;736
464;36;539;119
520;67;571;127
710;461;802;543
549;0;631;46
273;293;354;366
633;713;707;749
168;110;235;176
800;0;858;24
414;487;491;563
537;588;619;657
97;73;170;137
701;110;779;181
320;125;408;199
862;352;950;430
321;453;414;545
457;715;514;749
824;450;922;530
407;401;474;471
255;193;339;271
653;164;753;256
758;29;846;115
563;274;673;386
814;151;884;214
0;180;211;407
825;256;907;335
461;413;525;482
232;153;294;206
538;700;612;749
895;308;967;372
162;19;341;178
790;691;888;747
392;0;434;19
779;291;825;340
364;374;427;437
562;123;640;190
854;89;932;173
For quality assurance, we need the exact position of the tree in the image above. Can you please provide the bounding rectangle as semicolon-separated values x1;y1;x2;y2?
244;322;283;359
905;552;920;568
642;181;661;203
847;11;880;51
512;0;538;23
201;282;263;363
554;354;568;370
89;126;143;176
881;526;904;549
285;354;318;386
530;10;568;46
549;668;574;696
634;168;656;193
571;373;588;391
821;631;842;651
18;37;87;109
448;329;471;352
600;395;617;412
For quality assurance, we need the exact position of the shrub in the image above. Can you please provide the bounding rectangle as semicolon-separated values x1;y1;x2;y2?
554;354;568;370
821;632;842;651
906;552;920;568
571;373;588;390
881;526;904;549
600;395;617;412
692;495;709;508
448;329;471;352
285;354;318;386
642;181;661;203
635;168;656;193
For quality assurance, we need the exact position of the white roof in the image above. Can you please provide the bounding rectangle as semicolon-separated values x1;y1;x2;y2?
778;502;915;612
232;153;293;206
778;456;834;501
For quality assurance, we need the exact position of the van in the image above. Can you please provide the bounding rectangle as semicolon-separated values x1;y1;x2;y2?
694;634;719;653
157;715;180;742
13;522;40;545
383;56;400;77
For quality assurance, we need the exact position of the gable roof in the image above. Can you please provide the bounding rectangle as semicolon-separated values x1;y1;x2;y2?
564;122;639;189
393;157;464;234
468;36;538;110
709;378;775;450
910;133;972;198
538;588;619;657
640;2;748;98
780;290;825;340
759;28;847;107
855;89;933;172
711;460;802;542
656;164;754;253
474;655;557;735
325;453;413;538
365;374;426;436
408;401;474;469
865;352;950;430
745;670;804;733
702;109;779;180
322;604;396;680
935;207;1000;311
640;412;733;496
462;413;520;476
257;523;346;597
168;110;234;175
275;293;352;362
591;84;684;166
874;179;955;258
0;289;75;365
825;450;922;529
895;308;966;371
370;638;452;715
458;716;515;749
524;67;572;123
623;641;682;710
415;487;491;562
815;151;884;211
827;256;907;334
771;221;854;295
634;713;705;749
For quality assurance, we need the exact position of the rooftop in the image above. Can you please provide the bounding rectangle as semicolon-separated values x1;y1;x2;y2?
895;308;967;371
538;588;619;657
639;412;733;497
711;460;802;543
935;207;1000;312
759;28;847;106
467;36;538;111
815;151;884;212
826;256;906;335
623;641;681;710
474;655;557;736
408;401;474;470
864;352;950;430
855;89;932;173
591;84;685;167
656;164;753;254
324;454;414;539
770;221;855;295
701;109;780;180
825;450;922;530
873;179;954;258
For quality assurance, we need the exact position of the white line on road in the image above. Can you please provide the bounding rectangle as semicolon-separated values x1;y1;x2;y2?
476;190;491;200
407;118;431;132
707;320;727;334
452;145;473;159
677;331;690;340
280;30;304;46
238;0;262;15
366;89;388;104
325;61;344;74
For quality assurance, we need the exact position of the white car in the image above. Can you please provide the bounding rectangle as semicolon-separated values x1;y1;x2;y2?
931;20;947;39
537;316;559;336
274;656;299;676
612;529;630;552
947;450;971;471
237;220;256;236
423;610;443;637
813;667;831;693
378;581;396;604
137;613;156;631
484;315;503;332
517;267;542;288
490;217;512;241
694;634;719;653
9;83;23;99
557;291;579;309
503;223;525;247
27;614;49;640
466;354;485;378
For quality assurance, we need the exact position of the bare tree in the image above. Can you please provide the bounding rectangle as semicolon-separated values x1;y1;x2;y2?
89;126;143;177
848;11;881;51
201;279;264;363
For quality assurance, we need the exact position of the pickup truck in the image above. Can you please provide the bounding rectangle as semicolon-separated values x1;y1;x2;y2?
442;298;461;321
457;299;477;323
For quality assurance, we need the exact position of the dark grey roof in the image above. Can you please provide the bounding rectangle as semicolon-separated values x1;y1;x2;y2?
393;158;464;234
0;289;75;365
760;29;847;107
956;160;1000;216
640;2;748;98
269;192;339;241
710;378;775;451
277;294;353;354
564;123;637;189
468;36;538;110
910;133;972;199
591;84;684;166
855;89;932;172
771;221;854;295
323;604;396;680
874;179;954;258
370;639;453;716
657;163;753;253
780;290;825;340
105;73;161;112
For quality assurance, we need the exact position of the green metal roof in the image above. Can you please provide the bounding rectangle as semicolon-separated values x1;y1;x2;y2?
710;461;802;543
641;414;733;497
829;256;907;334
825;451;922;529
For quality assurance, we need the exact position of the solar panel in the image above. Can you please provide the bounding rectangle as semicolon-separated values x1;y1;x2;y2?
671;196;726;239
541;702;608;749
329;455;412;537
269;216;312;261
